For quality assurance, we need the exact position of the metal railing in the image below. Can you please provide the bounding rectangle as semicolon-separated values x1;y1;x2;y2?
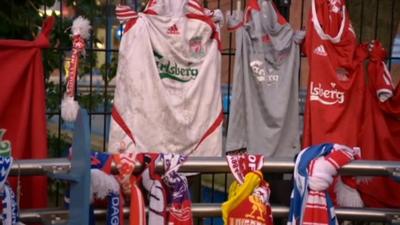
18;205;400;223
11;157;400;177
10;157;400;223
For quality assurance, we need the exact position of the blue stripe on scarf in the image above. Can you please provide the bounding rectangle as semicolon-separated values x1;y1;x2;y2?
2;184;19;225
288;143;337;225
107;192;121;225
89;204;96;225
10;185;19;224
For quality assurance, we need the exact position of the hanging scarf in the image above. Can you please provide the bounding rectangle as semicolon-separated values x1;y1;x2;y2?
91;151;113;173
226;152;264;184
0;154;21;225
91;169;124;225
223;152;272;225
222;171;273;225
112;152;146;225
0;155;12;190
137;153;167;225
65;151;124;225
161;153;193;225
288;143;360;225
61;17;91;122
1;184;20;225
91;151;124;225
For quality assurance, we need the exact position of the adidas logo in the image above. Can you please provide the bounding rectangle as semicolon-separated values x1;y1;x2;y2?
167;24;180;35
313;45;327;56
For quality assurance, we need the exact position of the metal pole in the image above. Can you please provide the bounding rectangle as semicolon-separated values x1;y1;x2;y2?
9;158;70;176
18;204;400;223
10;157;400;176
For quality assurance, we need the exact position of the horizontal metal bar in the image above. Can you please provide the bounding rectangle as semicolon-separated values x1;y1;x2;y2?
143;157;400;176
19;204;400;223
10;158;70;176
10;157;400;176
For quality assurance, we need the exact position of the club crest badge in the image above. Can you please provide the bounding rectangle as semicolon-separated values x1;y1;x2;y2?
189;36;205;58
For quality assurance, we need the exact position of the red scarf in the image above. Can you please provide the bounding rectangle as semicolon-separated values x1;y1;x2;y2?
113;153;146;225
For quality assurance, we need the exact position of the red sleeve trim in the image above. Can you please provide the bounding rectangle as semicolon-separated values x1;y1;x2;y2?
111;106;136;145
247;0;261;11
144;9;158;15
124;17;138;33
192;110;224;153
188;0;204;12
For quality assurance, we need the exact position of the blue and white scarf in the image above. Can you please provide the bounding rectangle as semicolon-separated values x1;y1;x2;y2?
288;143;356;225
0;155;21;225
2;184;20;225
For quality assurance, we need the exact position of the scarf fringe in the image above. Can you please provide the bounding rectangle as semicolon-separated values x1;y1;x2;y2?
335;177;364;207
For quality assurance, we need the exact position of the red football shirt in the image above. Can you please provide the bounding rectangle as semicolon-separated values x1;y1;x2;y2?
303;0;365;148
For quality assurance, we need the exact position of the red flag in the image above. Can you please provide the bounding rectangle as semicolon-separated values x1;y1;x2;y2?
0;17;55;209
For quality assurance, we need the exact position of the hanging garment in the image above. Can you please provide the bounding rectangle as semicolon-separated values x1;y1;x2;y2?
108;0;223;157
0;17;54;209
302;0;400;208
360;41;400;161
356;41;400;208
288;143;360;225
302;0;366;148
225;0;303;157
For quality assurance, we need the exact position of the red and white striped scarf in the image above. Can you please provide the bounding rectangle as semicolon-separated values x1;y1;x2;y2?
289;144;363;225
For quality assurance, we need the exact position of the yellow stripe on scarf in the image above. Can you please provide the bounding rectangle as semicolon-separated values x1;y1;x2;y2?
221;171;263;224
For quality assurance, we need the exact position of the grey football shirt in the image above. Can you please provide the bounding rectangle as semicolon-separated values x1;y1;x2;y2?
226;0;304;157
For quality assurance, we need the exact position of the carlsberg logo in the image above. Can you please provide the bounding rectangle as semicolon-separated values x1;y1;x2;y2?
154;51;198;82
310;82;345;105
